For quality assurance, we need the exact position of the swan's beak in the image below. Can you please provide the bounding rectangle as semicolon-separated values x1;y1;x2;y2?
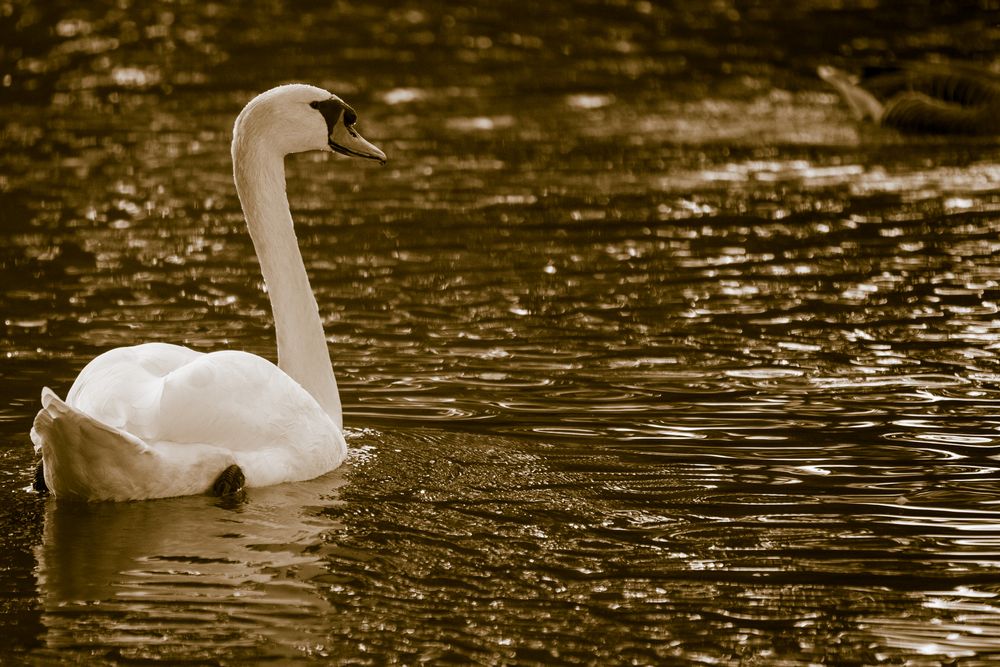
329;123;387;165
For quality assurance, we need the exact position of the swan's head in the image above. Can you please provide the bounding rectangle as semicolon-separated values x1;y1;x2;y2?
232;84;386;164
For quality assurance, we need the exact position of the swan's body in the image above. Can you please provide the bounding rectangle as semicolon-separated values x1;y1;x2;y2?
818;61;1000;135
30;84;386;501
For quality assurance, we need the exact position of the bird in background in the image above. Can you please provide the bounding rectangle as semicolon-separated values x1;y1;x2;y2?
818;60;1000;135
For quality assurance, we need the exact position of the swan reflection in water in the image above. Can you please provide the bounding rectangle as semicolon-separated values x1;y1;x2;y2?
34;468;349;660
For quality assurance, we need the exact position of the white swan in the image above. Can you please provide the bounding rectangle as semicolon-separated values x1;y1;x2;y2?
30;84;387;501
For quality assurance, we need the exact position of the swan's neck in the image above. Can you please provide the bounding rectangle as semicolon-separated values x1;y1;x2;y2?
233;144;342;430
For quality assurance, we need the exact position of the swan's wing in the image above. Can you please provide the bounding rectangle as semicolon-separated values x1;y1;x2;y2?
154;350;346;467
66;342;202;431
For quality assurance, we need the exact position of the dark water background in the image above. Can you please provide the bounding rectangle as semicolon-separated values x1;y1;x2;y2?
3;0;1000;663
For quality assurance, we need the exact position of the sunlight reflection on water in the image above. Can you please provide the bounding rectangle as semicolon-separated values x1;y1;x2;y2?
3;0;1000;663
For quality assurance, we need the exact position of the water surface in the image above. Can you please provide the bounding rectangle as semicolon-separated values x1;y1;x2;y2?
3;0;1000;663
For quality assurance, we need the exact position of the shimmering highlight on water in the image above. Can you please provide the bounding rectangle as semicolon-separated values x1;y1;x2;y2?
3;0;1000;664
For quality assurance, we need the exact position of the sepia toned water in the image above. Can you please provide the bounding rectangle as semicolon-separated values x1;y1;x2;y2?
3;0;1000;663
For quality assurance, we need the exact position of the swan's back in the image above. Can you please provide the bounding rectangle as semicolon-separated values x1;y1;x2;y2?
819;61;1000;135
858;62;1000;107
34;343;347;500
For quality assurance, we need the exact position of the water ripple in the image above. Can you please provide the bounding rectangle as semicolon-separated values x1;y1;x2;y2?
4;0;1000;663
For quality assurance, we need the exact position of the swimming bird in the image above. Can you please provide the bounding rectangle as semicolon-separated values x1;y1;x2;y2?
30;84;387;501
818;61;1000;135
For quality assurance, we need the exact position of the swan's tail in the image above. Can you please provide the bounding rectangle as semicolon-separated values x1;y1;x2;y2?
32;388;239;501
31;387;157;501
818;64;885;122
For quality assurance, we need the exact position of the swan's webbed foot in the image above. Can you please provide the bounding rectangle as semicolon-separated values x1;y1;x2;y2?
212;464;246;496
33;461;49;494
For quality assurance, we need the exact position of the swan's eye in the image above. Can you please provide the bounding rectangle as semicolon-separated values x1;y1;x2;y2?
311;97;363;139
